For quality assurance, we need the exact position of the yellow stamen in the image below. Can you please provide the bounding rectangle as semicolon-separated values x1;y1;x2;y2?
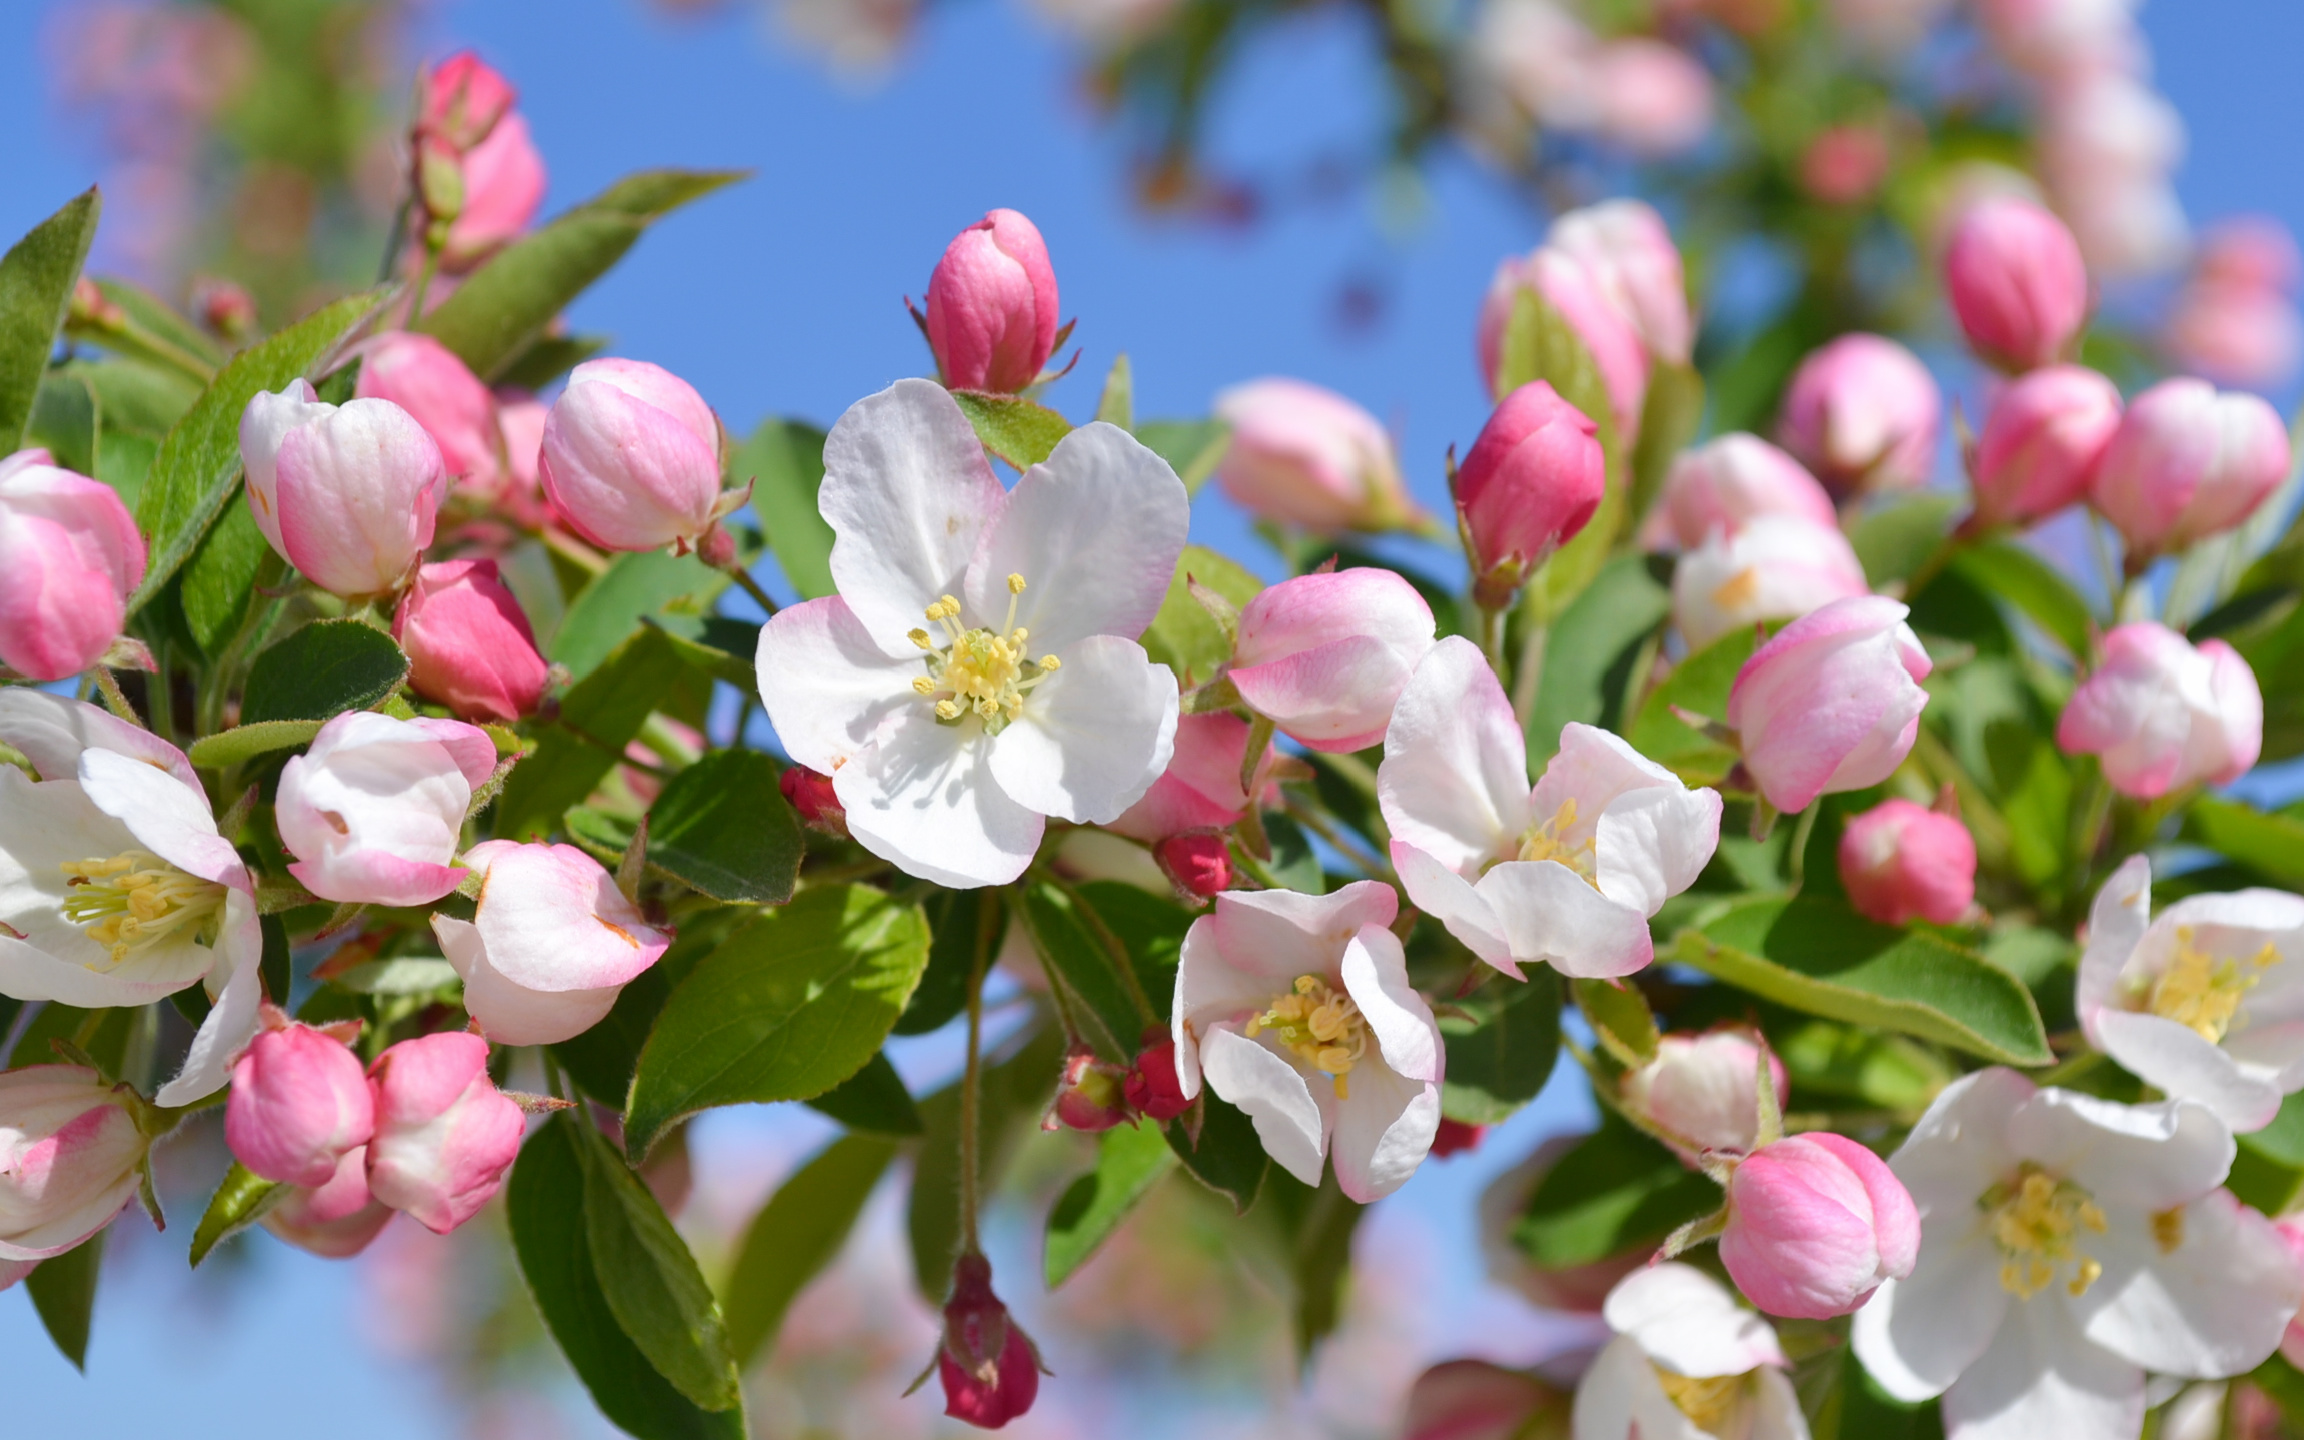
904;575;1058;736
1515;797;1599;886
912;676;936;695
1007;573;1027;595
58;850;228;971
1039;655;1061;672
2145;928;2277;1044
2152;1206;2185;1254
1656;1371;1743;1433
908;628;933;649
1244;975;1369;1097
1984;1165;2109;1299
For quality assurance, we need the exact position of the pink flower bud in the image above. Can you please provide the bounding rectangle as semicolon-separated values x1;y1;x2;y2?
2166;278;2304;391
1591;39;1713;159
226;1023;375;1187
1429;1118;1486;1158
1547;199;1693;365
1107;712;1274;841
441;112;546;271
264;1145;393;1259
1726;595;1933;814
1477;250;1650;442
779;765;850;838
0;449;146;681
1670;514;1869;650
1945;199;2092;371
924;209;1060;394
239;381;449;597
1721;1132;1919;1319
1836;798;1976;926
416;51;516;154
431;841;673;1046
2090;378;2291;561
936;1252;1042;1428
1650;434;1839;551
1154;833;1232;898
1620;1026;1787;1162
364;1032;524;1235
2056;621;2262;798
538;359;728;554
1777;334;1941;498
2197;216;2303;292
393;558;550;722
191;277;257;343
1799;124;1893;206
1404;1360;1562;1440
1124;1033;1192;1121
1229;568;1437;752
355;333;504;494
1212;378;1419;532
1046;1047;1130;1133
0;1064;150;1261
1456;381;1605;586
1970;364;2122;528
276;712;498;907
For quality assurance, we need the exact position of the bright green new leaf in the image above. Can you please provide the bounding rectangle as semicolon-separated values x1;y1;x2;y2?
186;719;326;770
951;390;1073;469
497;626;710;840
1141;544;1262;687
189;1162;286;1267
239;620;410;725
1573;976;1659;1067
576;1122;743;1412
1950;539;2094;657
1441;971;1562;1125
1046;1122;1178;1288
1624;628;1757;787
26;1232;103;1372
551;549;732;681
723;1133;899;1365
1016;882;1153;1063
26;370;96;475
731;418;835;600
0;188;99;452
2187;795;2304;889
643;750;803;904
181;496;279;657
1512;1115;1718;1268
1524;552;1671;770
1096;353;1133;428
1850;493;1959;589
1135;418;1229;494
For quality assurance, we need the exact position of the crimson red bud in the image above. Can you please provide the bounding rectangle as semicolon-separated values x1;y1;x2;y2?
1154;833;1232;899
936;1253;1042;1429
1124;1033;1192;1122
780;765;849;838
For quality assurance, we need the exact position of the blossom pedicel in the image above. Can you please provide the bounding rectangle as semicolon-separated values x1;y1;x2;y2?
924;209;1061;395
0;448;146;682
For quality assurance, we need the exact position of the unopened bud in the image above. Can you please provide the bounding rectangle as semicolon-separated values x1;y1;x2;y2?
1154;832;1231;899
191;278;258;343
1123;1032;1192;1122
780;766;849;838
933;1253;1043;1429
1046;1047;1130;1133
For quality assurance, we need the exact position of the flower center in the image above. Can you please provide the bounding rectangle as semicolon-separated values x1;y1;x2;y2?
2142;927;2276;1044
1983;1164;2107;1300
1656;1370;1744;1433
59;850;227;971
1515;797;1597;884
1245;975;1369;1098
907;575;1060;736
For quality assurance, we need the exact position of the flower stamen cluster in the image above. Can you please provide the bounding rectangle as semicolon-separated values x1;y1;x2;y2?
1655;1370;1741;1432
908;576;1061;731
1514;796;1597;884
1245;975;1369;1095
2142;927;2276;1044
59;851;227;969
1984;1164;2108;1299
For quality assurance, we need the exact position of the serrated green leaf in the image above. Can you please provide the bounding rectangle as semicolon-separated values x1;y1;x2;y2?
26;1231;102;1371
180;495;278;657
1441;972;1562;1125
575;1121;742;1412
1135;418;1229;494
643;750;802;904
1512;1114;1718;1268
497;626;708;841
188;1162;285;1267
1525;552;1670;770
239;619;410;724
731;418;834;600
0;188;100;451
909;1022;1065;1299
185;719;325;769
1625;628;1758;786
951;390;1074;470
1015;882;1153;1063
550;549;731;681
723;1132;897;1365
1948;539;2093;657
624;886;930;1159
1675;896;2052;1066
1141;544;1261;687
803;1049;923;1135
1046;1121;1176;1289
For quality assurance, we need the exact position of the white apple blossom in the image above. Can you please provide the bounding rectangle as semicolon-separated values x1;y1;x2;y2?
2077;855;2304;1133
0;690;263;1104
754;379;1186;889
1171;880;1443;1203
1378;637;1722;980
1852;1068;2302;1440
1573;1262;1810;1440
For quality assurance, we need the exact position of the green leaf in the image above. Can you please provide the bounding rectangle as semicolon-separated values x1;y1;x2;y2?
1141;544;1262;686
1849;493;1959;589
67;354;203;436
239;619;410;724
1016;882;1153;1062
419;169;745;381
185;719;325;769
909;1022;1065;1298
896;889;986;1037
575;1122;742;1412
951;390;1074;470
1135;418;1230;495
1441;972;1562;1125
1260;1169;1365;1359
2185;795;2304;889
1164;1091;1269;1213
1625;628;1758;786
1948;539;2093;657
180;496;279;657
643;750;803;904
26;1231;103;1371
508;1115;745;1440
1773;1020;1952;1114
1524;553;1670;770
1512;1114;1718;1268
0;188;100;451
498;626;708;841
1573;976;1660;1066
131;288;384;611
550;550;731;682
494;332;609;391
803;1049;923;1135
723;1133;898;1365
1628;362;1704;525
188;1162;285;1267
625;885;931;1158
88;277;225;377
1095;353;1133;428
1045;1121;1177;1288
1494;285;1615;451
1674;897;2053;1066
1264;811;1326;894
26;370;97;475
731;418;834;600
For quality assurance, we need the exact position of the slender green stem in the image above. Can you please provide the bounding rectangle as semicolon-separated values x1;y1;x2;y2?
726;563;780;617
1040;869;1159;1030
957;888;999;1253
1283;796;1388;880
405;247;440;325
1477;602;1507;678
93;667;140;725
1783;802;1821;895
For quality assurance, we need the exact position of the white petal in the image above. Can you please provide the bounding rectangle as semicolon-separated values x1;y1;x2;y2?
2076;855;2152;1045
1606;1263;1786;1376
820;379;1007;656
1327;1056;1439;1202
1750;1367;1813;1440
1200;1023;1330;1187
1593;780;1722;917
1574;1335;1703;1440
2076;1188;2303;1379
1391;841;1519;977
1850;1230;2013;1402
1475;860;1655;978
152;891;264;1105
78;749;243;889
1937;1297;2142;1440
2008;1089;2233;1213
436;914;623;1047
964;421;1190;653
1376;637;1528;874
0;689;201;790
834;710;1042;889
753;596;920;775
1891;1067;2033;1215
2094;1010;2285;1132
988;636;1177;824
1340;925;1442;1084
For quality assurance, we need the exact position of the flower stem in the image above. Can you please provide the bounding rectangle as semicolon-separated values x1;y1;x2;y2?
93;666;140;726
726;563;780;617
1782;802;1820;896
958;888;999;1253
405;247;440;326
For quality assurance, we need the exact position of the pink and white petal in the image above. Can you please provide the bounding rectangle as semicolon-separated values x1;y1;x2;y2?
2220;1018;2304;1089
1593;781;1722;917
1173;919;1280;1099
1849;1231;2013;1402
2158;889;2304;944
820;380;1007;655
1936;1296;2143;1440
965;422;1190;652
755;597;922;776
988;635;1176;824
2076;856;2153;1045
0;688;200;789
1202;881;1400;995
1892;1068;2032;1215
1340;925;1442;1085
406;717;501;792
1474;860;1654;979
0;1257;34;1292
287;852;465;910
1568;1335;1659;1440
1533;723;1683;824
436;914;624;1046
2094;1010;2284;1132
1328;1058;1439;1203
2011;1089;2233;1212
1200;1024;1331;1188
472;845;668;992
1377;637;1529;873
153;894;265;1106
836;711;1043;889
1605;1262;1786;1376
1392;842;1518;978
2076;1188;2303;1379
1230;635;1413;752
78;748;244;890
1750;1368;1811;1440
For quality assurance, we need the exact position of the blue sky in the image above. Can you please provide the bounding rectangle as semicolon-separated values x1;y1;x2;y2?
7;0;2304;1431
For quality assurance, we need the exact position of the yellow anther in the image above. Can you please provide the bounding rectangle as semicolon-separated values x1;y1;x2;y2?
912;676;936;695
904;576;1052;734
935;700;961;720
908;628;933;649
1039;655;1061;672
2152;1207;2186;1254
1007;573;1027;595
1657;1372;1743;1434
58;850;228;971
2146;928;2277;1044
1985;1165;2108;1300
1244;975;1369;1094
1515;797;1599;886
